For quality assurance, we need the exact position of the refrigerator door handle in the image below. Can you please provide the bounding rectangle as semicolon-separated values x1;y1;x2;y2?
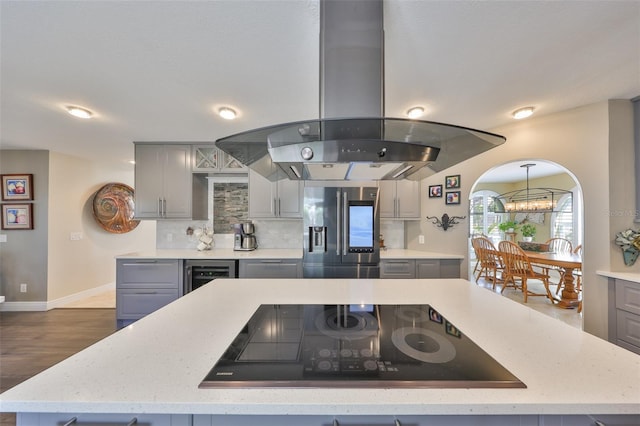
343;191;348;255
336;189;341;255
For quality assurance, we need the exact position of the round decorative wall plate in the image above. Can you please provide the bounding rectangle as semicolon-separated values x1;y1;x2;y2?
92;183;140;233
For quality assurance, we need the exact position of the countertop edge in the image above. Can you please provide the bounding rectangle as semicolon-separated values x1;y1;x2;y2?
597;270;640;283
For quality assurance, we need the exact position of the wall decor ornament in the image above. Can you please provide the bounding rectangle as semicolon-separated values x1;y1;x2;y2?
1;203;33;229
614;228;640;266
92;183;140;233
426;213;466;231
1;174;33;201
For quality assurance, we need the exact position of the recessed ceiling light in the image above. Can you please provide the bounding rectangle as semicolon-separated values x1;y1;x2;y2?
218;107;237;120
66;105;93;119
512;106;535;120
406;106;424;119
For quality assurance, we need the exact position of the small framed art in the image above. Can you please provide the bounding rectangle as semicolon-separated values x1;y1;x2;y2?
1;204;33;230
428;184;442;198
445;174;460;189
1;174;33;201
445;191;461;205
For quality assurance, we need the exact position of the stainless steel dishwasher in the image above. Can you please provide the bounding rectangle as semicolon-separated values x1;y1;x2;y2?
184;259;238;293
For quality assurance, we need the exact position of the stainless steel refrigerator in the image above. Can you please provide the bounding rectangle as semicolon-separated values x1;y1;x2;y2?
303;187;380;278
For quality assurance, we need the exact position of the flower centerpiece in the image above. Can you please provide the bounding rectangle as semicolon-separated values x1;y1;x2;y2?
615;228;640;266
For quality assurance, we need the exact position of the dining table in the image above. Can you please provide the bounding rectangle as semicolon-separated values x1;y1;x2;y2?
524;250;582;309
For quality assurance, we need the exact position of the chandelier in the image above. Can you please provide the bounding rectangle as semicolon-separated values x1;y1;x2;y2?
492;163;572;213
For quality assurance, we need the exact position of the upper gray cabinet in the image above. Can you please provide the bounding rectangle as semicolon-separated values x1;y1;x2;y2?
134;143;194;219
248;170;303;218
379;180;421;219
192;145;247;173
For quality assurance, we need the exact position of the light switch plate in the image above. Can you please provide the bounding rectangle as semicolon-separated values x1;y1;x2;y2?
0;234;6;243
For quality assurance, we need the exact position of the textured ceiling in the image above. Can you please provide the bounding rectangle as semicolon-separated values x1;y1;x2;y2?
1;0;638;172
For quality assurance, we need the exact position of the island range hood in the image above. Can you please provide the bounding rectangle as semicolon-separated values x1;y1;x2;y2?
215;0;506;181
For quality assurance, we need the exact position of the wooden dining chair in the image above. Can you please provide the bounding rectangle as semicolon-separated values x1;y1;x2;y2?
472;237;504;289
541;238;574;289
498;240;555;303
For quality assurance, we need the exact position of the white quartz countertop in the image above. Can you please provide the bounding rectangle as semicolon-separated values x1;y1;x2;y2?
115;248;462;260
597;270;640;283
1;279;638;416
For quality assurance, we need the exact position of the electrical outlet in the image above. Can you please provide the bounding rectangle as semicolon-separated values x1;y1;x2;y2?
418;235;425;244
20;283;27;293
0;234;7;243
70;232;83;241
167;233;173;242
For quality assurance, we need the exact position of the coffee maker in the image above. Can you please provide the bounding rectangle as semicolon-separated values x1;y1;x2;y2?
234;221;257;251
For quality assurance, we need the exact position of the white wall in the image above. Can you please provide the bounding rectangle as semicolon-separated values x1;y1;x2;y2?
407;100;639;340
47;152;156;302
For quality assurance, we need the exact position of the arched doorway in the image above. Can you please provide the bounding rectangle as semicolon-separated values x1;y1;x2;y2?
468;159;583;282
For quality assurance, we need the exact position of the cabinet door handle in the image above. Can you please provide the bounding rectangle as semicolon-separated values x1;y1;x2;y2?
133;291;158;295
386;260;409;264
62;417;141;425
162;198;167;217
158;197;162;216
278;198;281;216
260;260;283;264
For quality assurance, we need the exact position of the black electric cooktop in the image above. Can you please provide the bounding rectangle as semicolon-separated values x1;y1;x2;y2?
199;304;526;388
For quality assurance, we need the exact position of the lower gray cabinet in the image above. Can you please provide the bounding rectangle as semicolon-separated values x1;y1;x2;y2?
193;414;640;426
116;259;183;328
416;259;461;278
608;278;640;354
239;259;302;278
380;259;461;279
17;413;191;425
380;260;416;279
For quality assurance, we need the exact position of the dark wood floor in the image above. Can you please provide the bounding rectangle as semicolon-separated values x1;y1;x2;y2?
0;308;116;426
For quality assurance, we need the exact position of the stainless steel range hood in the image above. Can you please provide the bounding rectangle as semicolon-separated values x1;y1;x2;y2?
215;0;505;181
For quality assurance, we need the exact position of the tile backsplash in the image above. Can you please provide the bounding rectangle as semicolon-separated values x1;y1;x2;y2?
156;178;408;250
157;218;406;250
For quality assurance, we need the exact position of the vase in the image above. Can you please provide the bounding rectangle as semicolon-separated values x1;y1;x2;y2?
523;236;533;242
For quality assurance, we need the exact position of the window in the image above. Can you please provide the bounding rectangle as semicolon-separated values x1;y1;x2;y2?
551;188;582;248
470;190;505;246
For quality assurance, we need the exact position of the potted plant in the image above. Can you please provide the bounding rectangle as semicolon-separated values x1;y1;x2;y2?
521;223;537;242
498;220;519;234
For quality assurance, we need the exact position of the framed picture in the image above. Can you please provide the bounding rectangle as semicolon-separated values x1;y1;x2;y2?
446;191;461;205
428;307;443;324
445;174;460;189
445;321;462;338
428;184;442;198
1;174;33;201
1;204;33;230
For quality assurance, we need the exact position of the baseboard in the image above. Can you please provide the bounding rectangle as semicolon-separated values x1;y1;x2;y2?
0;282;115;312
47;282;115;310
0;301;48;311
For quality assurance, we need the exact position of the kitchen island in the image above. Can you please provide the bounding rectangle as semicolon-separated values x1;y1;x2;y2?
1;278;638;425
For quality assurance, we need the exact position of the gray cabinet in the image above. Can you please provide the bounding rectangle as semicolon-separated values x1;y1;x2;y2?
116;259;183;328
239;259;302;278
608;278;640;354
381;258;461;279
379;180;421;219
248;170;303;218
193;414;640;426
134;143;193;219
18;413;191;425
192;145;247;173
416;259;460;278
380;259;416;279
